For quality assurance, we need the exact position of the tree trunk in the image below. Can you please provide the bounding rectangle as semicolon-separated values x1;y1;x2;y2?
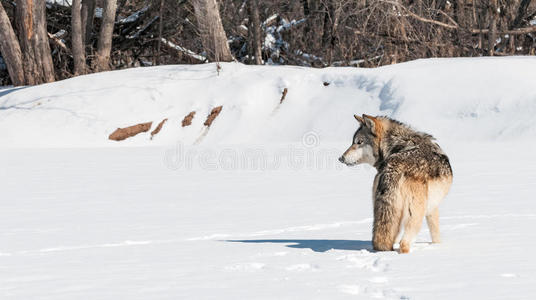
0;2;25;86
192;0;233;62
321;1;340;65
72;0;85;75
247;0;262;64
15;0;55;85
81;0;96;46
304;0;324;53
488;0;498;56
96;0;117;71
156;0;164;65
513;0;532;28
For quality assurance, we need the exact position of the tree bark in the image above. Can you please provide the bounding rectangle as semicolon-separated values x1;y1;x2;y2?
192;0;233;62
156;0;164;65
96;0;118;71
247;0;262;64
303;0;323;52
72;0;85;75
81;0;96;46
321;1;340;65
513;0;532;29
0;2;25;86
488;0;498;56
15;0;55;85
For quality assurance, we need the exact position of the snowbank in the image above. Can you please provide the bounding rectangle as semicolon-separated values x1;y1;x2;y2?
1;57;535;148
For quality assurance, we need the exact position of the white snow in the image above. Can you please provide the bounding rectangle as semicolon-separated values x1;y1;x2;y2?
160;38;207;62
49;30;67;39
1;57;536;299
118;6;150;24
46;0;72;6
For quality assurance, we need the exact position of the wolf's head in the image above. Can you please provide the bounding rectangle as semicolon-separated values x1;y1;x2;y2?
339;114;382;166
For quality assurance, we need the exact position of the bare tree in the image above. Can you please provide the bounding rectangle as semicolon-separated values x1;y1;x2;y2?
247;0;262;64
0;1;24;86
15;0;55;84
95;0;118;71
4;0;536;85
81;0;96;46
302;0;325;53
193;0;233;62
513;0;533;28
156;0;165;65
72;0;86;75
321;1;343;65
488;0;499;55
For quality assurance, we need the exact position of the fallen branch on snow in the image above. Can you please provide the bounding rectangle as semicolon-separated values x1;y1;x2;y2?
109;122;153;141
161;38;207;62
279;88;288;104
204;106;223;127
182;111;196;127
194;106;223;145
150;118;168;139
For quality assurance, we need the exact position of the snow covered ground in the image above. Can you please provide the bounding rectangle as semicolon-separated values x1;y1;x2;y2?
1;58;536;299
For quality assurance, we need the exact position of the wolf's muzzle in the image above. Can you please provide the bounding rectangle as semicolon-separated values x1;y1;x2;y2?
338;156;345;164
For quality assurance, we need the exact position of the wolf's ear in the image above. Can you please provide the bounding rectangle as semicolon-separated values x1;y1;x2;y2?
354;114;365;124
362;114;378;133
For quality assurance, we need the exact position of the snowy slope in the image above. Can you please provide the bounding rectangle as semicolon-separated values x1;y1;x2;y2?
1;57;536;148
1;58;536;299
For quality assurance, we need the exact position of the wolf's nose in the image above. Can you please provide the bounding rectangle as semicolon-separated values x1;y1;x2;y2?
338;156;345;163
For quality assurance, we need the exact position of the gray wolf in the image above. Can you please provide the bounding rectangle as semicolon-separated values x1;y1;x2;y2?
339;114;452;253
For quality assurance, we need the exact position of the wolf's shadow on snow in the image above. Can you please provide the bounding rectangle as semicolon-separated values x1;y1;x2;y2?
227;239;372;252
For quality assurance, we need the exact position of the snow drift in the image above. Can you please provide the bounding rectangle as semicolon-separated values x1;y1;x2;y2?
1;57;535;148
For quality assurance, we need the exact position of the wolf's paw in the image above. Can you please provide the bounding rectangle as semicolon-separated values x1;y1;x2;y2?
372;242;394;252
399;241;410;254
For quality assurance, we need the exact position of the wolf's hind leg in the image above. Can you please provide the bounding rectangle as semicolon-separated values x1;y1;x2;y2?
426;207;441;243
399;205;425;254
399;180;427;254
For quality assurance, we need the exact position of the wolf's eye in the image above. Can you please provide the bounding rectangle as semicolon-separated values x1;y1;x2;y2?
356;139;363;145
